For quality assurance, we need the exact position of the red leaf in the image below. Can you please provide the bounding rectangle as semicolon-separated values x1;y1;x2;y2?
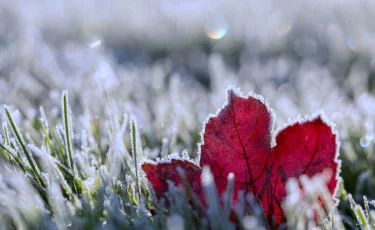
141;159;202;200
141;87;340;227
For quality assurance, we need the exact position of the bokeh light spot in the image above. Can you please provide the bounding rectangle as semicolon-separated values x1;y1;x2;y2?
205;20;228;40
278;20;292;36
347;38;358;51
360;137;370;148
89;39;102;48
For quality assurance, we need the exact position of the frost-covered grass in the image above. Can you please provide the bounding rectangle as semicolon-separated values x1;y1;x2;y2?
0;90;270;229
0;87;374;230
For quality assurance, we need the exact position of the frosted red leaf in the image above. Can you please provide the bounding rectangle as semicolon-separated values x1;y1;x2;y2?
141;87;340;227
141;159;202;200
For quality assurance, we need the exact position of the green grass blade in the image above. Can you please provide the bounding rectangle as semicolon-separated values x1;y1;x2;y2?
5;106;46;188
0;143;29;173
61;91;79;194
2;122;10;146
131;118;141;204
62;91;75;173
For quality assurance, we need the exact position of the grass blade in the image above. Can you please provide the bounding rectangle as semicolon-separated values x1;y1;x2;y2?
62;91;75;173
5;106;46;188
61;91;79;194
131;118;141;204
